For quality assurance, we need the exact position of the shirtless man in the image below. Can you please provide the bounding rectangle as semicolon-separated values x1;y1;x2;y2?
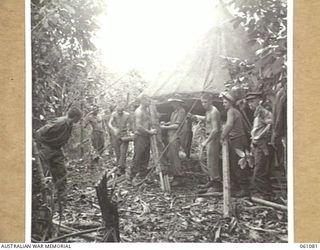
129;94;157;181
191;93;222;191
85;108;105;156
108;102;132;173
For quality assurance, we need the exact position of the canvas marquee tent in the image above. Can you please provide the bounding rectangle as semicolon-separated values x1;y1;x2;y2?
143;2;255;109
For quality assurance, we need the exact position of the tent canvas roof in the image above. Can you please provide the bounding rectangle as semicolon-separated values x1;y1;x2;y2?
144;3;255;100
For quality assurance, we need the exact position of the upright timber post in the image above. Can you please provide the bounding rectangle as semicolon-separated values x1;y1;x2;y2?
222;139;232;217
149;101;171;192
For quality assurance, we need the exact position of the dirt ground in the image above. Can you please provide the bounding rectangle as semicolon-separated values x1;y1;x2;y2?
48;150;288;243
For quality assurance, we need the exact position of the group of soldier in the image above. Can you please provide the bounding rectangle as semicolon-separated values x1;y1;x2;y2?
35;86;286;208
193;88;286;200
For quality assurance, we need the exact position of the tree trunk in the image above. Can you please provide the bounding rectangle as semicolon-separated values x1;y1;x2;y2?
95;172;120;242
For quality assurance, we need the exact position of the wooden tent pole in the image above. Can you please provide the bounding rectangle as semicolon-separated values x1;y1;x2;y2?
222;139;232;217
149;101;171;192
150;137;165;191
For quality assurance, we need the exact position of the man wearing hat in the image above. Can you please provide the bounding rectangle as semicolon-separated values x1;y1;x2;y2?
220;91;250;197
246;92;273;199
160;98;186;186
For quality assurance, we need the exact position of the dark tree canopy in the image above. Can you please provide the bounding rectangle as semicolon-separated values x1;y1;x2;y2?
223;0;287;96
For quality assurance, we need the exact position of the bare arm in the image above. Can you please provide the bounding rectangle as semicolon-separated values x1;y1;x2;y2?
161;109;185;130
161;123;179;130
108;113;116;131
187;113;205;122
193;114;206;121
221;109;235;140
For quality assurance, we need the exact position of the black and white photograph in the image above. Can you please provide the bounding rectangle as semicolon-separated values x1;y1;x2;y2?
30;0;290;243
